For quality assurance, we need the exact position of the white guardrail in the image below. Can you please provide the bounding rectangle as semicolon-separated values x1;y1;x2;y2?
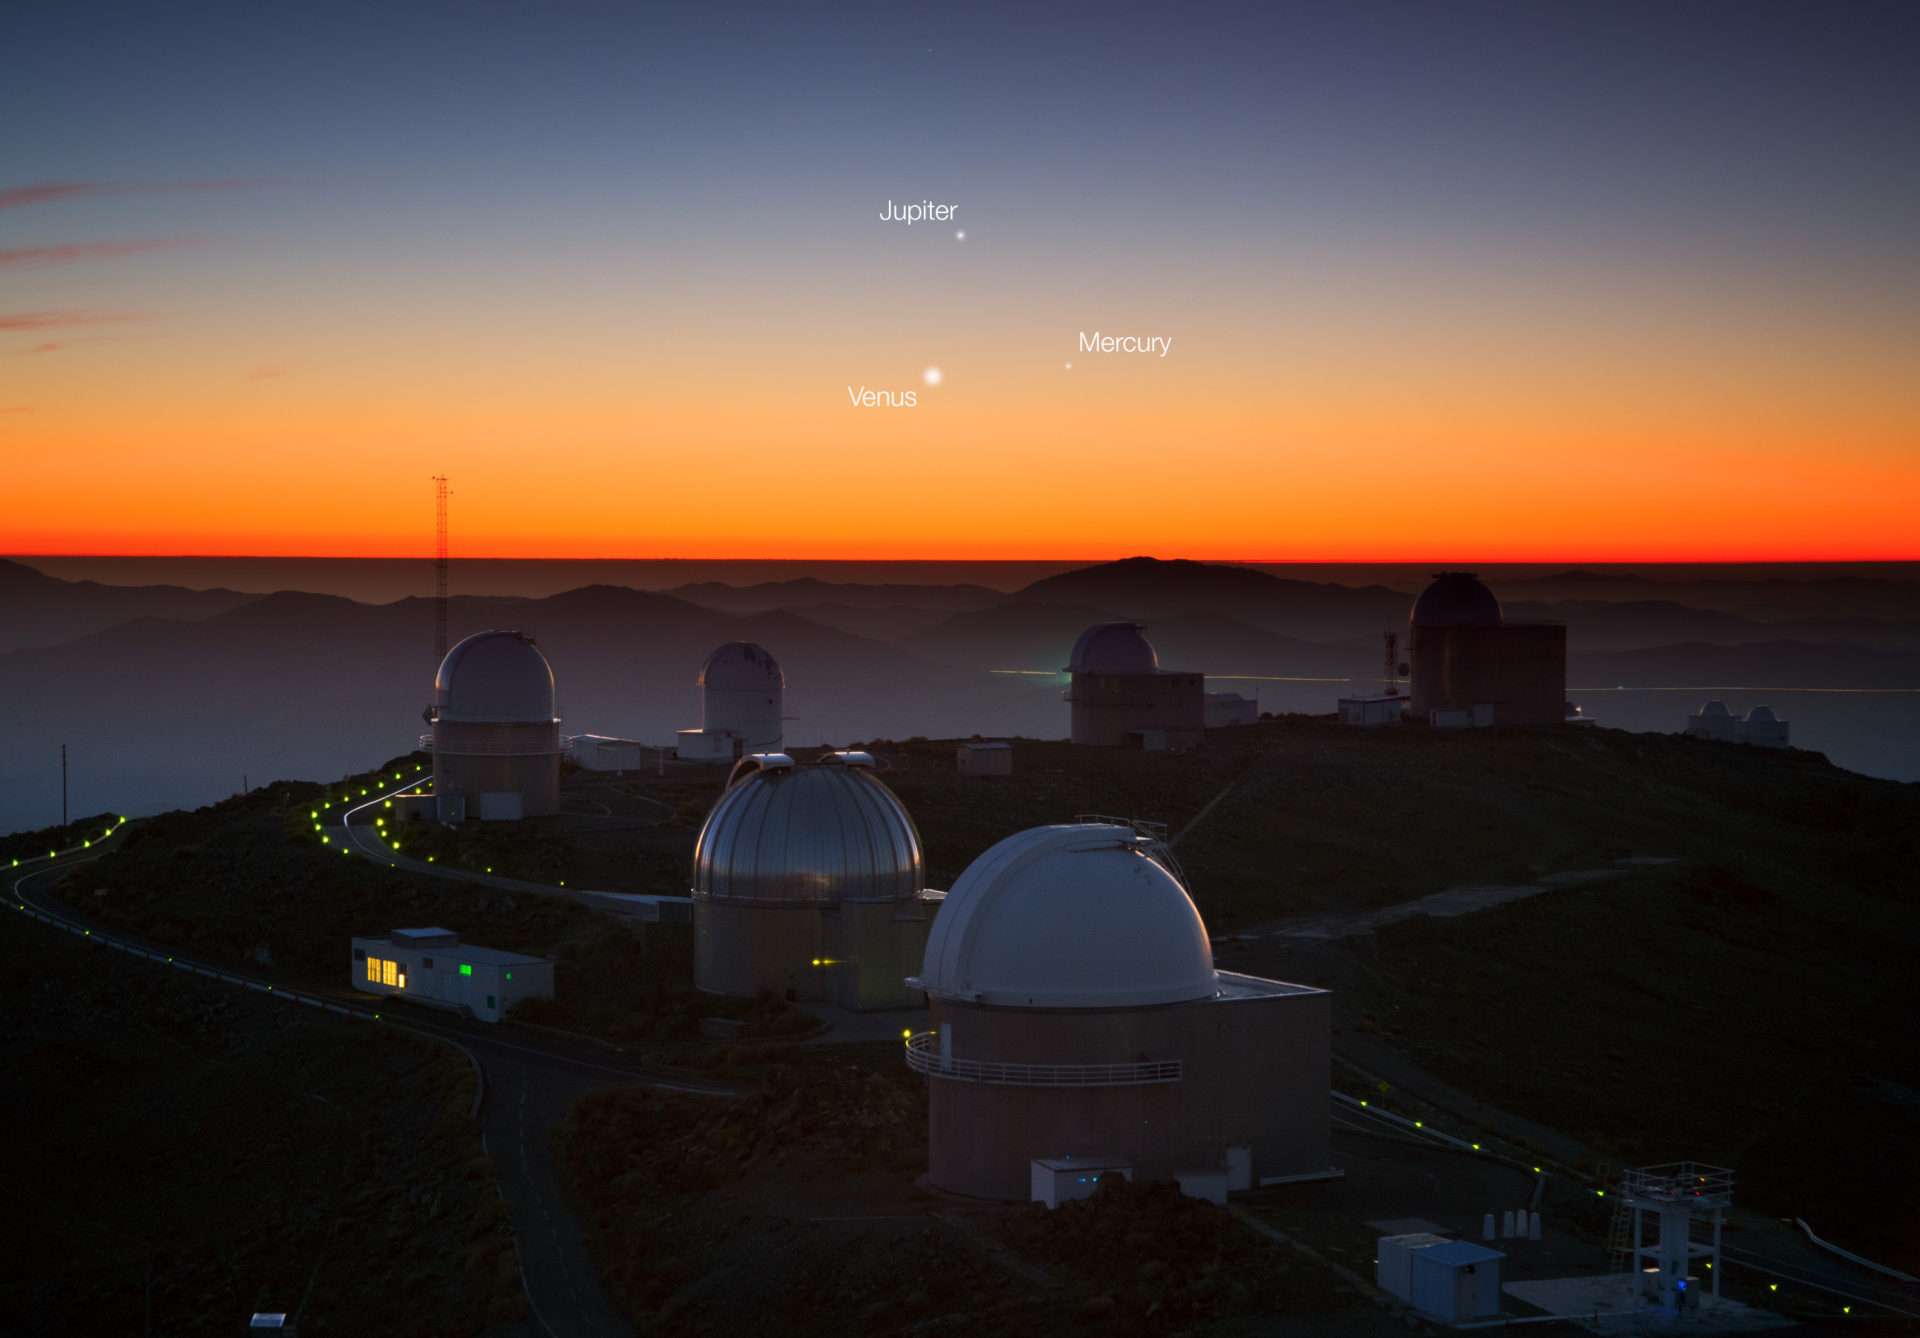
904;1030;1181;1087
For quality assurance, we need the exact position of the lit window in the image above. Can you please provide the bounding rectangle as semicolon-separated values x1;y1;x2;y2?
367;957;380;983
459;963;472;976
382;960;397;987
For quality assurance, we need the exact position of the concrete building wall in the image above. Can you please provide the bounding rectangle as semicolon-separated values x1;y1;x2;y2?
431;719;560;816
693;897;934;1009
828;899;936;1011
924;986;1331;1200
694;900;825;1000
1409;624;1565;727
1069;672;1206;747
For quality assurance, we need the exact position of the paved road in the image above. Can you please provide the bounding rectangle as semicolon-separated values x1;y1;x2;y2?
9;834;738;1338
332;779;691;923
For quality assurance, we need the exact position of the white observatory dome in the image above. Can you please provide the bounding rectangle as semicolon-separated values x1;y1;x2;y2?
692;753;922;904
1699;700;1732;717
433;630;556;723
916;824;1219;1009
1411;572;1503;628
1745;705;1779;723
1068;622;1159;674
699;641;784;692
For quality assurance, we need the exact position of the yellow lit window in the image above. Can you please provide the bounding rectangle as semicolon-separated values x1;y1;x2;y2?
367;956;381;983
382;959;398;987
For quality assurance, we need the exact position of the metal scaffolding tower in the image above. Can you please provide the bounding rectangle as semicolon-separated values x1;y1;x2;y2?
432;475;449;662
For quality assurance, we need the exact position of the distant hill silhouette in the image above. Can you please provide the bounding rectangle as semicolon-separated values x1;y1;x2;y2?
1008;556;1411;640
664;578;1001;615
0;558;258;653
0;584;1058;833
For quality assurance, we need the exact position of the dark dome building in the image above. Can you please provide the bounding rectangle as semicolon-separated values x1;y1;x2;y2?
691;751;938;1010
1408;573;1565;727
1063;622;1204;749
428;630;561;820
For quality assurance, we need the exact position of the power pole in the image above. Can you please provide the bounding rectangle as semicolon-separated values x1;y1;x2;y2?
61;743;67;826
432;475;450;662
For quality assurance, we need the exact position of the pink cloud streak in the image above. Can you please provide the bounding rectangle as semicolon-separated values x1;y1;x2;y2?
0;310;155;330
0;238;202;269
0;180;275;211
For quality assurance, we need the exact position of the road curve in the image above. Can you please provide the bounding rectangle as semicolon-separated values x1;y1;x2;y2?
9;833;736;1338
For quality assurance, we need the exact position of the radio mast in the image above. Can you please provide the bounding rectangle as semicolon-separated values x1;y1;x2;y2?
432;475;449;661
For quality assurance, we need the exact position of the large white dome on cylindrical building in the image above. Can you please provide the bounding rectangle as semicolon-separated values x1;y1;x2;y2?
683;641;784;759
907;820;1333;1202
916;824;1217;1009
429;630;561;820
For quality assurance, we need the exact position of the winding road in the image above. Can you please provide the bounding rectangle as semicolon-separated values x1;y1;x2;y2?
9;821;736;1338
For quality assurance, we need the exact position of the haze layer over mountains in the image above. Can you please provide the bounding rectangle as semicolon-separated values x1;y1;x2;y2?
3;556;1915;833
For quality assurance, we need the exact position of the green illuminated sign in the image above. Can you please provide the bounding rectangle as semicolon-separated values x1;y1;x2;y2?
460;964;473;976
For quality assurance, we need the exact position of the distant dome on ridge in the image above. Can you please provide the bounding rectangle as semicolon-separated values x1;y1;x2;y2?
699;641;783;692
1067;622;1159;674
1411;572;1503;628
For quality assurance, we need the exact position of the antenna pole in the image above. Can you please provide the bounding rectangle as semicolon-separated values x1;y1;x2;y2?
432;475;450;661
61;742;68;826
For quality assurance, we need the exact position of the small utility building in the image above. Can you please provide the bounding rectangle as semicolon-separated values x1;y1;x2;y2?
1377;1234;1504;1322
351;927;552;1023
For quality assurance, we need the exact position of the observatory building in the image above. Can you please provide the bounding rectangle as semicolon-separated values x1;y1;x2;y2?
678;641;784;763
691;751;937;1011
1409;573;1566;727
906;823;1333;1201
1685;700;1739;742
1064;622;1204;749
1736;705;1789;748
427;630;561;821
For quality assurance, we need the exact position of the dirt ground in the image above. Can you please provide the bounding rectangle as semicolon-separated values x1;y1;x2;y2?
0;914;521;1336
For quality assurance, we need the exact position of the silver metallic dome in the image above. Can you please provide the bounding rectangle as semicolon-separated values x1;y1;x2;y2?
1411;572;1503;628
433;630;556;723
699;641;784;691
692;753;922;905
1067;621;1158;674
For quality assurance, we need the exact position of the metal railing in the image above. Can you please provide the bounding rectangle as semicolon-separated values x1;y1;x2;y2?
903;1031;1181;1087
1621;1161;1734;1206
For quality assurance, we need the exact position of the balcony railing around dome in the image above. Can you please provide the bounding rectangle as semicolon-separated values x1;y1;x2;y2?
904;1031;1181;1087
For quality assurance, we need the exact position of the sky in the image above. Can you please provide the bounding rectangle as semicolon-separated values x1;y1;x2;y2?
4;1;1917;561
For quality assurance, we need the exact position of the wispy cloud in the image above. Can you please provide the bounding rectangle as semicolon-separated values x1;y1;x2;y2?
244;363;295;381
1;310;155;330
0;406;31;414
0;180;275;211
25;342;63;354
0;238;202;269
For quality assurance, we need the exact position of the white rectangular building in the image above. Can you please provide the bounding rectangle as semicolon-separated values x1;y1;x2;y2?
350;927;553;1023
1030;1157;1132;1209
956;741;1013;775
1338;695;1405;727
1377;1234;1504;1322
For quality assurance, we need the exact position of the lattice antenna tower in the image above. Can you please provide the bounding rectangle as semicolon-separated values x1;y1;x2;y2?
432;475;449;661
